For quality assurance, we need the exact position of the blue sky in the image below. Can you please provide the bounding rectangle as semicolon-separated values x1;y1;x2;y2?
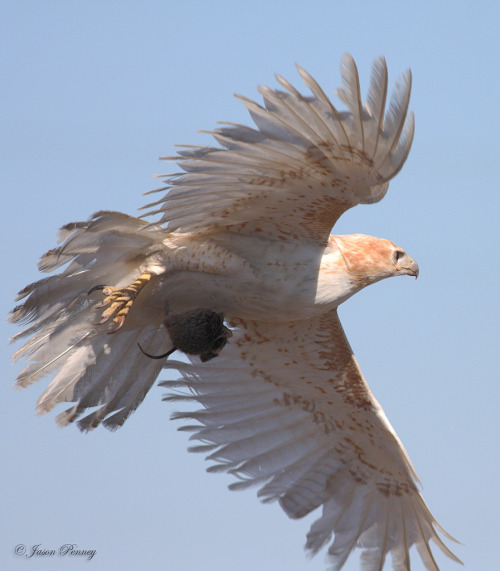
1;2;499;570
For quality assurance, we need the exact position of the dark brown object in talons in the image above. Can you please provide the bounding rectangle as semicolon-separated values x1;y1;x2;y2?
138;308;232;362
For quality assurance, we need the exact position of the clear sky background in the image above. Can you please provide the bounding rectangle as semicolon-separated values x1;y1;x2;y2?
1;2;499;570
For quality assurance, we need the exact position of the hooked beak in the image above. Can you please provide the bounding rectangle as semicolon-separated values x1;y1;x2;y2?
398;258;419;279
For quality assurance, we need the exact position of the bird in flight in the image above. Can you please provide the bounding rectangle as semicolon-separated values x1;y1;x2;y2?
10;54;461;570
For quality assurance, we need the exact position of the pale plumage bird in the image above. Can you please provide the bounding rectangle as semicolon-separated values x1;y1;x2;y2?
10;54;462;570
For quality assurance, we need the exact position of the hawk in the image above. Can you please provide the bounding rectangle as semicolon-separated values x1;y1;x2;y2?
10;54;461;570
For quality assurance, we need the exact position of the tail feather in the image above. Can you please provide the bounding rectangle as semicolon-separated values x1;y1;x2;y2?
77;326;166;431
10;210;169;430
15;312;94;388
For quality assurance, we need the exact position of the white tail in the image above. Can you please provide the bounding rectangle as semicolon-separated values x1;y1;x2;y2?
10;211;169;430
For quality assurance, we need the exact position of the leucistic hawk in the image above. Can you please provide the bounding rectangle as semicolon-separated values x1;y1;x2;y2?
10;54;461;570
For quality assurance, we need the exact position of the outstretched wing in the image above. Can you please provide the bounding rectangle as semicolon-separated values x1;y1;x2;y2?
143;54;414;245
163;311;460;570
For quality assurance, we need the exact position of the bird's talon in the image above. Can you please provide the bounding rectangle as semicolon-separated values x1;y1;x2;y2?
108;315;126;333
90;271;153;332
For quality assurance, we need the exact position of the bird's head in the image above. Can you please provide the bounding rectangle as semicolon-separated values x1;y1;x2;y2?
331;234;419;286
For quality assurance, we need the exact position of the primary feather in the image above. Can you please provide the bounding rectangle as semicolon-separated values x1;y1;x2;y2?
10;54;459;570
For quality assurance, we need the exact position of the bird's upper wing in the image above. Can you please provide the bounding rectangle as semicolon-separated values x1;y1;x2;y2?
162;311;460;570
143;54;414;246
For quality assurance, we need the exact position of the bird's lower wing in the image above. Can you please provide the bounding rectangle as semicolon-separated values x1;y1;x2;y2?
163;311;461;570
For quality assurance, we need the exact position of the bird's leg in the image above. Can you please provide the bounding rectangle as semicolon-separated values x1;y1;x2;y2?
90;271;153;333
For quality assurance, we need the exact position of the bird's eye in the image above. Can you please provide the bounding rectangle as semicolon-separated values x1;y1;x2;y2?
393;250;404;264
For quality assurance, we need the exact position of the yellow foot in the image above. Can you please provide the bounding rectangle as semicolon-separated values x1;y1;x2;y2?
89;271;152;333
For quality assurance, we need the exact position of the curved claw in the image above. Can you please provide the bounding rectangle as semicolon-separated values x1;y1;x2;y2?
107;314;127;334
88;285;107;295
